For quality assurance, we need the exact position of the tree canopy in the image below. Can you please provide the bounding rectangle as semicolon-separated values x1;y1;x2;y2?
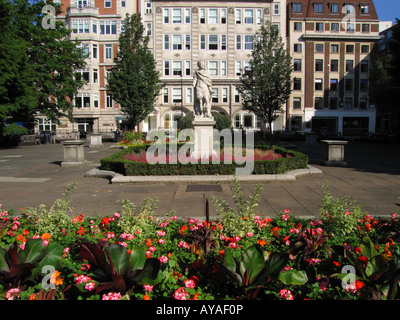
107;13;163;130
237;21;292;133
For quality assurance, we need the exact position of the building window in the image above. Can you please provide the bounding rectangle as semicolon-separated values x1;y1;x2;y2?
314;3;323;13
362;24;370;32
346;60;354;72
172;35;182;50
72;19;89;34
244;35;253;50
104;0;111;8
360;60;369;73
294;22;302;31
163;88;169;103
221;35;227;50
164;61;170;76
344;97;353;110
121;21;125;33
185;8;191;23
92;21;97;33
360;4;370;14
172;88;182;103
172;61;182;76
331;23;339;31
316;22;324;31
121;0;126;7
185;61;191;76
329;97;338;109
293;3;302;13
221;61;227;76
360;79;369;92
234;88;240;103
235;61;242;76
236;35;242;50
330;3;339;13
185;35;191;50
100;21;117;34
93;69;98;84
200;35;206;50
294;43;302;52
315;43;324;52
75;0;91;8
315;59;323;72
256;9;263;24
163;9;169;23
221;8;227;24
106;93;113;108
293;78;302;90
331;44;339;53
208;8;218;24
315;78;323;91
235;9;241;24
164;34;170;50
209;35;218;50
186;87;193;104
146;22;152;36
361;45;369;53
347;23;355;32
315;97;324;110
144;1;151;13
209;61;218;76
273;4;280;15
93;93;99;108
212;88;219;103
92;44;98;59
105;44;112;60
293;59;302;71
244;9;254;24
200;8;206;24
293;97;301;109
346;44;354;53
172;8;182;23
359;97;368;109
75;93;90;108
330;79;338;91
345;78;353;91
331;59;338;72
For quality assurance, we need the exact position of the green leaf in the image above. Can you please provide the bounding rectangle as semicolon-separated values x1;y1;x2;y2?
18;239;45;264
263;252;289;278
366;255;389;278
133;258;160;284
107;244;131;276
278;269;308;285
29;242;64;280
239;245;265;286
0;247;10;273
361;237;379;261
130;247;146;271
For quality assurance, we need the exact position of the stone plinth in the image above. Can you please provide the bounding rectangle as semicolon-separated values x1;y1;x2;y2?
61;140;87;167
191;119;217;161
321;140;348;166
88;133;102;147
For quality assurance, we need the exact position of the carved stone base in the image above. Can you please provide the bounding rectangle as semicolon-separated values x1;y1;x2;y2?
191;119;216;160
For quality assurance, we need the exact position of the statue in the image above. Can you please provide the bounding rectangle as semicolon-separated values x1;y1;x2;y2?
193;60;213;119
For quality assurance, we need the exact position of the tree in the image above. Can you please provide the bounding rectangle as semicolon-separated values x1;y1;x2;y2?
107;13;163;130
237;21;292;134
0;0;86;135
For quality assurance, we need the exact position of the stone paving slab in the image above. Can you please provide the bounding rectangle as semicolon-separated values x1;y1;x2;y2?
0;141;399;218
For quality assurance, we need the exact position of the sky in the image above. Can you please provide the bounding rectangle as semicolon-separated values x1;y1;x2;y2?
373;0;400;23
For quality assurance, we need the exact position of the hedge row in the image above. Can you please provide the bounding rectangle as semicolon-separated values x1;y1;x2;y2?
99;144;308;176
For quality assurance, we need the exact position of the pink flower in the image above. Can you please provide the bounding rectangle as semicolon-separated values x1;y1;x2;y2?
307;258;321;266
173;287;189;300
184;279;196;289
281;214;290;221
283;236;290;245
158;238;166;244
283;209;291;214
113;212;120;219
75;274;92;284
120;233;134;240
143;285;154;292
229;242;237;249
233;236;241;242
149;246;156;252
106;232;115;239
85;281;96;291
280;289;293;300
178;241;190;249
282;266;293;272
246;232;254;237
156;230;166;237
102;292;122;300
159;255;169;263
6;288;20;300
390;213;398;221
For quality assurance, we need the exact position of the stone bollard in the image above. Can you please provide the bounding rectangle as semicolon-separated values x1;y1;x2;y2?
320;140;348;166
88;133;103;147
61;140;87;167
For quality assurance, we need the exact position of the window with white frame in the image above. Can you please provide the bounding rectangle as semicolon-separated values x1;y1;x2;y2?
186;88;193;104
200;34;206;49
236;61;242;76
100;20;117;34
93;69;98;84
185;35;191;50
256;9;263;24
163;9;170;23
164;34;170;49
121;21;125;34
76;69;90;83
209;35;218;50
221;61;227;76
92;20;98;33
105;44;113;60
144;1;151;13
184;8;191;23
221;35;227;50
164;61;170;76
244;35;254;50
234;88;240;103
172;8;182;23
244;9;254;24
208;8;218;24
146;22;152;36
222;88;228;103
92;44;98;59
121;0;126;7
221;8;227;24
173;61;182;76
235;9;241;24
208;61;218;76
172;35;182;50
200;8;206;24
104;0;111;8
106;93;113;108
185;61;191;76
236;34;242;50
38;119;57;132
72;19;89;33
212;88;219;103
75;0;91;9
163;88;169;103
75;93;91;108
93;93;99;108
172;88;182;103
273;4;280;15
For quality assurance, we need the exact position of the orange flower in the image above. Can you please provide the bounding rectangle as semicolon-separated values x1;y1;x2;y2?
22;229;29;236
50;270;63;286
145;238;152;247
77;226;86;236
179;225;188;236
143;292;150;300
29;294;36;300
16;234;26;242
41;233;51;240
257;239;267;247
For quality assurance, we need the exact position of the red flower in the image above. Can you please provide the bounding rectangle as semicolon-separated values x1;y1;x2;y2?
359;256;368;264
77;226;86;236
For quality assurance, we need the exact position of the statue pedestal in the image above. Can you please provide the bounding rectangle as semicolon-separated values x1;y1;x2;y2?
191;118;216;161
61;140;87;167
321;140;348;166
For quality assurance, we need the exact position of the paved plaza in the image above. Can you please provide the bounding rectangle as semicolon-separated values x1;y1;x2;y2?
0;140;399;219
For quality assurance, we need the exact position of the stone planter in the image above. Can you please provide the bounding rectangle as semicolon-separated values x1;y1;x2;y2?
88;133;102;147
61;140;87;167
321;140;348;166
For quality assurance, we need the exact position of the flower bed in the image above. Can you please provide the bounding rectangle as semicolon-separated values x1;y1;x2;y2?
100;144;308;176
0;183;399;301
